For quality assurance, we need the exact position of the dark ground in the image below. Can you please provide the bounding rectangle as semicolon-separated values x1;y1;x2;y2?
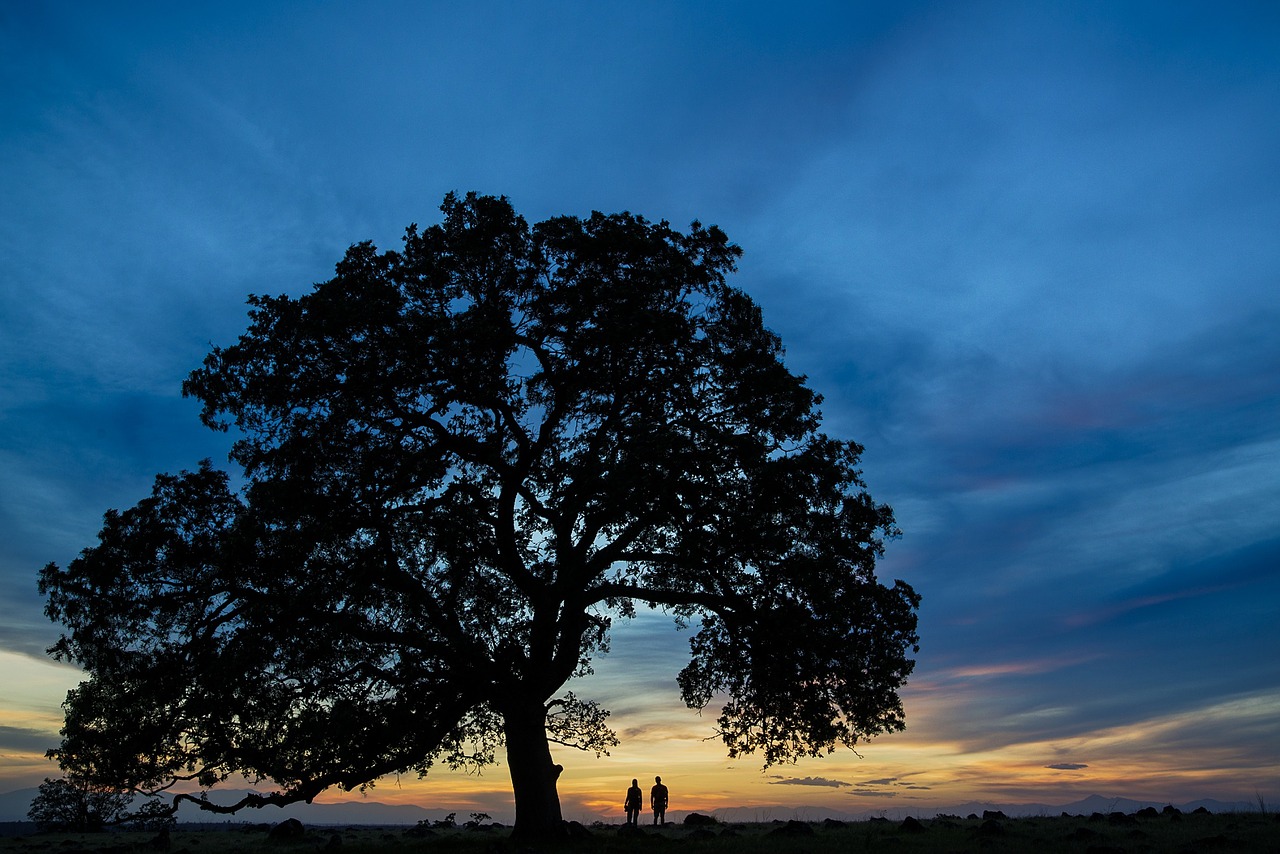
2;809;1278;853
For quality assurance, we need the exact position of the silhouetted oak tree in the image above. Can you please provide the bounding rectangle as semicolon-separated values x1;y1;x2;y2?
40;193;919;839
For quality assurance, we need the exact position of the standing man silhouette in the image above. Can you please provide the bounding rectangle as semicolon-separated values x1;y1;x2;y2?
624;778;642;825
650;775;669;826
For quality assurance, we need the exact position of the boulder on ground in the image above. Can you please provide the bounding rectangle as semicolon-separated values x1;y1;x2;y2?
974;819;1004;837
982;810;1008;821
768;819;814;837
684;812;718;826
268;818;305;840
822;818;846;828
899;816;925;833
563;820;592;838
146;826;171;852
1136;806;1160;818
565;819;593;839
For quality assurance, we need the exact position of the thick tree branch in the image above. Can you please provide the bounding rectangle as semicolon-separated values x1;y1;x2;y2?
584;581;743;616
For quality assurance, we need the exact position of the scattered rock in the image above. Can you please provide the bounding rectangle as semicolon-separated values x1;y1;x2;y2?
974;819;1004;837
822;818;846;828
683;813;718;826
1162;805;1182;817
1108;812;1138;826
768;819;814;837
1136;806;1160;818
966;813;979;821
982;810;1009;821
146;826;171;851
563;820;591;838
616;824;644;838
686;828;716;840
1065;827;1100;841
1193;806;1212;815
899;816;926;833
268;818;305;840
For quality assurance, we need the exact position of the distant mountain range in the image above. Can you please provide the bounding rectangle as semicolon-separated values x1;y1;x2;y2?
707;793;1261;824
0;787;1260;826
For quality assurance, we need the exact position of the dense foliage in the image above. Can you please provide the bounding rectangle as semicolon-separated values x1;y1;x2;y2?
40;193;919;837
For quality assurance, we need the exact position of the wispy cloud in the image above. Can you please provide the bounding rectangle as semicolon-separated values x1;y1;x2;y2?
767;776;851;788
857;778;898;787
1046;763;1089;771
0;724;57;753
943;654;1098;680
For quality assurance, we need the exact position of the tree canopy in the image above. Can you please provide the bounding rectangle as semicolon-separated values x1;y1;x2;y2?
40;192;920;838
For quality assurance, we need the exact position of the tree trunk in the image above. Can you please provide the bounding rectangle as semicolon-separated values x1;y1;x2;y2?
503;694;566;840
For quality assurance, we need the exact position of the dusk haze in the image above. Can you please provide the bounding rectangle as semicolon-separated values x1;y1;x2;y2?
1;0;1277;828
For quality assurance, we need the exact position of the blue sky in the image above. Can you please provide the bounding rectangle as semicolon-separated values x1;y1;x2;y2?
1;1;1277;814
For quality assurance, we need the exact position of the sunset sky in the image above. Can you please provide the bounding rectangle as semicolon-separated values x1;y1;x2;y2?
2;0;1278;823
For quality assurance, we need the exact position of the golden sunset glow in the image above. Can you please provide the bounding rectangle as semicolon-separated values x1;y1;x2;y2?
6;631;1277;823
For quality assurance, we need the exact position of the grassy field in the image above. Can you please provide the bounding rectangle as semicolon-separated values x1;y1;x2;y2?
3;811;1277;853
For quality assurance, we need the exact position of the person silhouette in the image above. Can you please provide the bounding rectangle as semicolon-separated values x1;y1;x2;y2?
624;778;642;825
650;775;669;826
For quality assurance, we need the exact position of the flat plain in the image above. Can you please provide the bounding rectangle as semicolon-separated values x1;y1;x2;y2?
2;811;1278;853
